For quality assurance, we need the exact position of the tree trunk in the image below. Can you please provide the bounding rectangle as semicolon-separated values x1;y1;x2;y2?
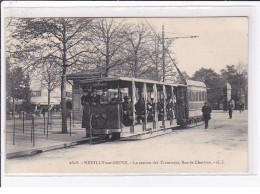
12;97;15;118
61;66;68;133
47;87;51;127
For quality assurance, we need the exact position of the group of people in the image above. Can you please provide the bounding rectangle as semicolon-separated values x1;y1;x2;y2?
81;88;176;127
122;95;176;126
202;100;246;129
81;89;120;106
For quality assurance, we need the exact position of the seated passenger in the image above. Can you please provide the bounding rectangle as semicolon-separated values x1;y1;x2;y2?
157;100;164;121
166;98;174;120
110;92;120;105
122;96;133;126
91;89;101;105
135;96;145;124
147;98;155;122
81;90;92;106
100;88;109;105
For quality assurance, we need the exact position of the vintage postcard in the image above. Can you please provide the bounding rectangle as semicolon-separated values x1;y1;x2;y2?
2;7;249;175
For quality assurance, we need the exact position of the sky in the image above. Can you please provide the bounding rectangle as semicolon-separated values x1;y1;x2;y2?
124;17;248;76
6;17;248;77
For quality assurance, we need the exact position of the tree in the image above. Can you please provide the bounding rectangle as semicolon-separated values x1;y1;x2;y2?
6;65;32;116
88;18;129;76
9;18;92;133
124;22;154;78
37;55;62;126
220;65;248;103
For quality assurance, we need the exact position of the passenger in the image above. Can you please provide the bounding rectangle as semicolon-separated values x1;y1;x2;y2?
81;90;92;133
110;92;120;105
157;99;164;121
166;98;174;120
100;88;109;105
91;89;101;105
81;90;92;106
202;102;212;129
135;96;145;124
147;98;155;122
122;96;133;126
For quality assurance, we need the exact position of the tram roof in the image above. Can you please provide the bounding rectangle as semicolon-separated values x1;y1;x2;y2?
67;74;185;87
186;79;207;88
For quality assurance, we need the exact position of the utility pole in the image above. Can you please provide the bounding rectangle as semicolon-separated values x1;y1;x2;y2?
162;25;165;82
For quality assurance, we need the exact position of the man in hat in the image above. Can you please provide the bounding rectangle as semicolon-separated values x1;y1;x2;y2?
110;92;120;105
147;98;155;122
100;88;109;105
122;96;133;126
91;89;101;105
166;97;174;120
81;90;92;135
81;90;92;106
228;100;233;119
202;102;212;129
135;95;145;124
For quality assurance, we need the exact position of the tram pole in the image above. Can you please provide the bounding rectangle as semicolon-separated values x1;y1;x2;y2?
13;116;15;145
22;111;25;134
70;111;72;137
162;25;165;82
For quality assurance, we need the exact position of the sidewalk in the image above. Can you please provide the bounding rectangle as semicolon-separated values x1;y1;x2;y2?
5;117;89;159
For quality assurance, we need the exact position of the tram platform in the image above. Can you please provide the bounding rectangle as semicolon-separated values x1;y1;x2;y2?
120;120;178;140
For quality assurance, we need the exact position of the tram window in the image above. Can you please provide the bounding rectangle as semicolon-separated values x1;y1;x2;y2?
199;91;202;101
196;91;199;101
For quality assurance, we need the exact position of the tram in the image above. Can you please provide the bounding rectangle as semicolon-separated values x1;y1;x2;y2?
67;73;207;140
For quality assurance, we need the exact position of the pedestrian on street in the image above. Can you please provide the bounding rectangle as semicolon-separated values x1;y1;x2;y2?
202;102;212;129
228;101;233;119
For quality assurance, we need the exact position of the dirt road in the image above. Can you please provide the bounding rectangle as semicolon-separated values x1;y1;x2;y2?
5;110;248;174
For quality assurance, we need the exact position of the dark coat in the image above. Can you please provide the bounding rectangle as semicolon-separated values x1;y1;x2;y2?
202;105;212;120
135;98;145;115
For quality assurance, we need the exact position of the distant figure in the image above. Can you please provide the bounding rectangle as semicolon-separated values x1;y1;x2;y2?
239;102;245;113
202;102;212;129
228;101;233;119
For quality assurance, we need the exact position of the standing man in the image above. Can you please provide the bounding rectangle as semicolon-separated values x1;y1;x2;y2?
202;102;212;129
122;96;133;126
228;101;233;119
81;90;92;137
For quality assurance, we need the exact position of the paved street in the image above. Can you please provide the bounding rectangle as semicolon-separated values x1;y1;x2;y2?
5;110;248;174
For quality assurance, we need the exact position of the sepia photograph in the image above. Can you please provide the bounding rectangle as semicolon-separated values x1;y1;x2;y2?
3;16;248;174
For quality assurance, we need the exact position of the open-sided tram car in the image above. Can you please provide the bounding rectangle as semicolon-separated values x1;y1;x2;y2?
67;75;207;139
